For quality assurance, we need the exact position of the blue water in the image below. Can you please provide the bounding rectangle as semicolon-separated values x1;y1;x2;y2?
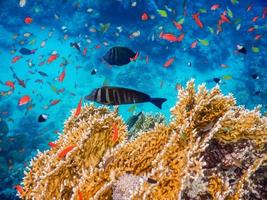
0;0;266;199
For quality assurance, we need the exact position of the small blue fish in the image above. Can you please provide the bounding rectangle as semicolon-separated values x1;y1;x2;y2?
19;47;36;55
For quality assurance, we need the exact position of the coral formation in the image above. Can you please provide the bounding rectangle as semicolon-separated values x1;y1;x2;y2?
19;80;267;200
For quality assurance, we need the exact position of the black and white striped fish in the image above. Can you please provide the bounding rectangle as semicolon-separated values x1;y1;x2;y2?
85;86;167;109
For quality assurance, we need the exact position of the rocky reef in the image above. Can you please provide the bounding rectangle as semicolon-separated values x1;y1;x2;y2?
19;80;267;200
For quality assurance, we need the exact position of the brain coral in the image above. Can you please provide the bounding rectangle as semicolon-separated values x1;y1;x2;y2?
19;80;267;200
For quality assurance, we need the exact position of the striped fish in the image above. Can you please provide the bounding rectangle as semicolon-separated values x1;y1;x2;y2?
85;86;167;109
103;46;137;66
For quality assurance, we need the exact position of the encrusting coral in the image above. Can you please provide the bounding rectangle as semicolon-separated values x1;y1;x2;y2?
19;80;267;200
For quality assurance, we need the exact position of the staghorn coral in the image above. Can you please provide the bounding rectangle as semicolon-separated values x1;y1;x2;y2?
19;80;267;200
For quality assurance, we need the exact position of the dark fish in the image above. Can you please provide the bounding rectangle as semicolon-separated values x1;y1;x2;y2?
236;44;247;54
147;178;157;184
85;86;167;109
103;46;136;66
19;47;36;55
126;112;143;130
37;71;48;77
70;42;81;52
251;74;259;79
0;119;9;135
38;114;48;122
213;78;221;83
91;68;97;75
9;66;26;88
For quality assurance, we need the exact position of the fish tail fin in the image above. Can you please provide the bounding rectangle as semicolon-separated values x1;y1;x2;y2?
150;98;167;109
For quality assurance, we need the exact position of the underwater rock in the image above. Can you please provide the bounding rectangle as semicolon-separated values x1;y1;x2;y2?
20;81;267;200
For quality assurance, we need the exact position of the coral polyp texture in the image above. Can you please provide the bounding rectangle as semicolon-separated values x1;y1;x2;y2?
20;80;267;200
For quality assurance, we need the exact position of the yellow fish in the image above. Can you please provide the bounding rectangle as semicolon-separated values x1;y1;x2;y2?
222;75;233;80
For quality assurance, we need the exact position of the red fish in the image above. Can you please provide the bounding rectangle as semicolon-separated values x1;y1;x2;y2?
50;99;60;106
191;40;198;48
141;12;149;21
48;142;57;148
247;4;252;12
176;33;184;42
252;16;258;22
12;56;22;63
192;13;204;28
24;17;33;24
78;189;83;200
173;21;183;30
247;27;255;32
146;55;149;64
95;44;101;49
254;35;262;40
74;98;82;117
58;145;75;158
220;14;230;23
47;54;58;64
211;4;220;10
83;47;87;56
18;95;31;106
160;32;178;42
164;57;175;68
5;81;15;90
112;123;118;142
14;185;24;196
58;68;66;82
130;52;139;61
263;7;267;18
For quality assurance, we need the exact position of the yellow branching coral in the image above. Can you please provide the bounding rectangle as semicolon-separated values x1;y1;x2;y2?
20;81;267;200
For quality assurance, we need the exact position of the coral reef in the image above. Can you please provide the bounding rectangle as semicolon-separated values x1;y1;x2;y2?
19;80;267;200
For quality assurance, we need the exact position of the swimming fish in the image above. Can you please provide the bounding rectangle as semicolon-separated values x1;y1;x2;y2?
58;68;66;82
24;17;32;24
213;78;221;83
99;23;110;33
157;9;167;17
19;48;36;55
12;56;22;63
164;57;175;67
211;4;220;10
103;46;137;66
237;44;247;54
38;114;48;122
251;46;260;53
85;86;167;109
91;68;97;75
47;54;58;64
58;145;75;159
5;81;15;90
192;13;203;28
191;40;198;48
9;66;26;88
159;32;178;42
74;98;83;117
251;74;259;79
126;112;143;130
18;95;31;106
19;0;26;7
173;21;183;30
112;123;118;142
70;42;81;52
141;13;149;21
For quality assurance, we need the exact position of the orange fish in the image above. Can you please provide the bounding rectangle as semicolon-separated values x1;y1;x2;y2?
254;35;262;40
12;56;22;63
58;68;66;82
130;52;139;61
160;32;178;42
58;145;75;158
50;99;60;106
191;40;198;48
112;123;118;142
247;27;255;32
48;142;57;148
220;14;230;23
211;4;220;10
47;54;58;64
173;21;183;30
176;33;184;42
95;44;101;49
18;95;31;106
78;189;83;200
192;13;204;28
24;17;33;24
5;81;15;90
75;98;83;117
164;57;175;68
141;12;149;21
252;16;258;22
14;185;24;196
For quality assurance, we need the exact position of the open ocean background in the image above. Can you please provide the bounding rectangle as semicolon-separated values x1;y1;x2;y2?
0;0;266;199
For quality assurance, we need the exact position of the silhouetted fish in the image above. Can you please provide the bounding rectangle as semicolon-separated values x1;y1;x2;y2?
213;78;221;83
0;119;9;135
126;112;143;130
236;44;247;54
103;46;136;66
85;86;167;109
19;47;36;55
70;42;81;52
38;114;48;122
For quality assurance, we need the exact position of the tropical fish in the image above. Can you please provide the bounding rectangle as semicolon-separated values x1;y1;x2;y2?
157;9;167;17
231;0;239;4
222;75;233;80
164;57;175;67
58;145;75;159
247;4;252;11
237;44;247;54
91;69;97;75
198;38;209;46
58;68;66;82
251;74;259;79
99;23;110;33
18;95;31;106
37;71;48;77
47;54;58;64
5;81;15;90
9;66;26;88
191;40;198;48
70;42;81;52
126;112;143;130
252;16;258;22
85;86;167;109
38;114;48;122
83;47;87;56
14;185;24;196
199;8;207;13
227;8;233;18
129;30;141;38
103;46;137;66
50;99;60;106
48;142;57;148
24;17;32;24
19;48;36;55
251;46;260;53
141;13;149;21
176;33;185;42
173;21;183;30
211;4;220;10
112;123;119;142
159;32;178;42
192;13;203;28
220;14;230;23
12;56;22;63
213;78;221;83
208;26;214;34
128;104;137;113
19;0;26;7
254;35;262;40
74;98;83;117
